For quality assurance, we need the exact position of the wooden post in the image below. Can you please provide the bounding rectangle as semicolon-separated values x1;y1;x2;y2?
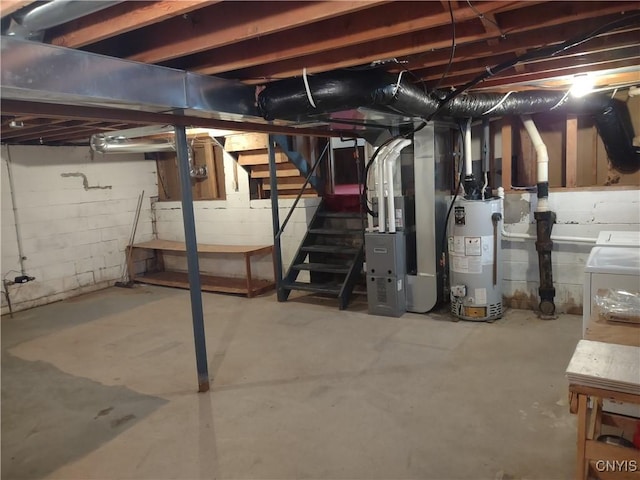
566;115;578;187
244;254;253;298
489;120;496;188
576;394;588;480
501;118;513;191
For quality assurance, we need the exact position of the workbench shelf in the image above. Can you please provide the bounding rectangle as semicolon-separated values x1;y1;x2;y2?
127;239;275;298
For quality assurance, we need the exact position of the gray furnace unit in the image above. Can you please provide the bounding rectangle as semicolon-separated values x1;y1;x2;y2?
365;122;453;317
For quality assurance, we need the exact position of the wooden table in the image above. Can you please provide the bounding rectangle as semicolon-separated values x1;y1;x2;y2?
568;320;640;480
569;384;640;480
127;239;275;298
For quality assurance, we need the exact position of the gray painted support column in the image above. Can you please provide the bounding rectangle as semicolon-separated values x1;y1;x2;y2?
174;125;210;392
268;135;285;301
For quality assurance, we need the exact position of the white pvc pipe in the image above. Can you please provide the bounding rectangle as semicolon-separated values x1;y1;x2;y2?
375;142;394;233
496;187;596;243
386;139;411;233
520;115;550;212
464;118;473;177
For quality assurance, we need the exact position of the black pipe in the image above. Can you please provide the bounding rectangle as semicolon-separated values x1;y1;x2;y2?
257;69;640;174
534;203;556;317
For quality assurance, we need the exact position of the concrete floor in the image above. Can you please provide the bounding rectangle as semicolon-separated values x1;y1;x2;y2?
2;285;581;480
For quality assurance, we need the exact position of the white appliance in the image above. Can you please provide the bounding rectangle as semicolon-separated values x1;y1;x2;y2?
583;246;640;335
583;244;640;418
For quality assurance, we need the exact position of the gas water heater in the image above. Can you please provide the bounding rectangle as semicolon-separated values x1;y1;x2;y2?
448;197;503;321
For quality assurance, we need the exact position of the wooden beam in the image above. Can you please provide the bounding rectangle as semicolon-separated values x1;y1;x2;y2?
232;2;633;82
0;100;336;138
234;20;488;81
565;115;578;188
0;0;34;18
48;1;218;48
514;49;528;73
439;55;640;91
119;1;389;64
414;33;640;82
479;12;502;46
502;118;513;191
181;1;519;75
493;1;638;37
399;16;638;72
0;119;79;139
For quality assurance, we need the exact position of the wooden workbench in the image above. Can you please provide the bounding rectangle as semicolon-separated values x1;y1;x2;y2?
568;327;640;480
127;239;275;298
569;383;640;480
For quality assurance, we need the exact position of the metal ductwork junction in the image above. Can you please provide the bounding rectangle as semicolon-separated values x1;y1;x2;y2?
90;134;207;179
90;134;175;154
257;69;640;174
4;1;123;41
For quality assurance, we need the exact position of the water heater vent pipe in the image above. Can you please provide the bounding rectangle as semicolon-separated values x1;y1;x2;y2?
520;116;549;212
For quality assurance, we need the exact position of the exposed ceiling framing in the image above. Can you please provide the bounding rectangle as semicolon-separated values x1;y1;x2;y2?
1;0;639;145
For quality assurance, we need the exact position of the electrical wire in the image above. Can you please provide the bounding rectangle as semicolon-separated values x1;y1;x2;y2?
432;0;456;92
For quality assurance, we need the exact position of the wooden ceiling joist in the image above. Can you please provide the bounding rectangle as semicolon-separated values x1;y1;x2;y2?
0;100;335;138
441;56;640;91
1;1;638;145
226;3;638;83
170;0;519;75
400;17;639;73
414;33;640;83
47;1;219;48
97;0;389;64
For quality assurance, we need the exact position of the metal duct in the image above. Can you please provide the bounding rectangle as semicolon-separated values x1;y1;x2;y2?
257;70;640;173
90;134;175;154
90;133;208;179
6;1;122;40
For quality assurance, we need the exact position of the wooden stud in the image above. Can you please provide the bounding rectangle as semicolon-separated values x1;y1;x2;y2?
565;115;578;188
501;118;513;191
489;120;496;188
576;394;588;480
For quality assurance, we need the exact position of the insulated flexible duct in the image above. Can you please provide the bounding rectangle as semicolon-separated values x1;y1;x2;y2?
257;70;639;173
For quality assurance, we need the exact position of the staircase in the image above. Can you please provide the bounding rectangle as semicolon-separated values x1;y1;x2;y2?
281;199;365;310
224;133;321;198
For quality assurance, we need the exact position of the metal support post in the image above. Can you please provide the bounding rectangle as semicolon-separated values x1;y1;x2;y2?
268;135;285;301
174;125;210;392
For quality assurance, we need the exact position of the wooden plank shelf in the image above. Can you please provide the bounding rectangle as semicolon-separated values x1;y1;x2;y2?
134;271;275;297
127;239;275;298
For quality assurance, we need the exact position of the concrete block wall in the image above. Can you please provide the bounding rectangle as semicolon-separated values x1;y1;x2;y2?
1;145;157;314
502;189;640;313
154;149;319;281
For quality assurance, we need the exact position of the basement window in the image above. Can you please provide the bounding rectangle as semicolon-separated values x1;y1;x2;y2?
155;137;226;201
